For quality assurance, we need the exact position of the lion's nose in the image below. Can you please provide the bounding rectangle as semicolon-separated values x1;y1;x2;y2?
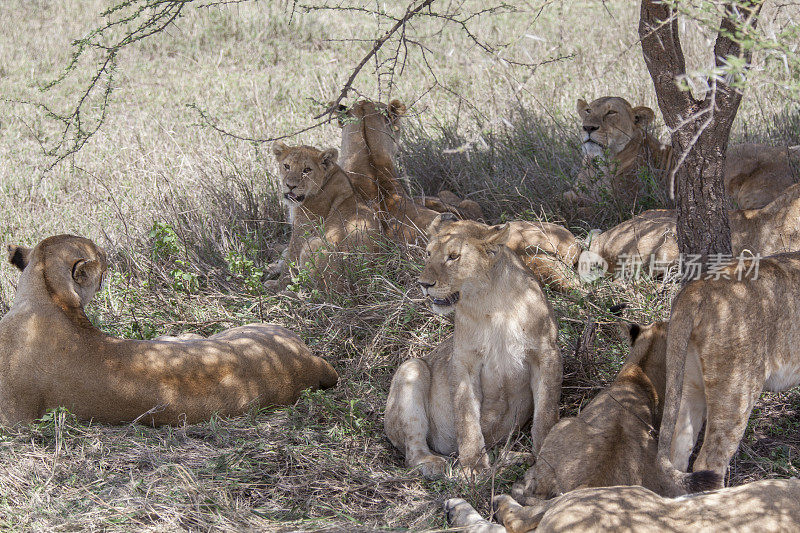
418;280;435;289
285;183;297;191
583;125;599;133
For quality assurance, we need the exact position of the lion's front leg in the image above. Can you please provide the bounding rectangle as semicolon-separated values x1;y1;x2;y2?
450;360;490;472
528;346;562;454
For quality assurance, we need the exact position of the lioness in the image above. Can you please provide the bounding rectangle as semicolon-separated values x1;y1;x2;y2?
270;142;381;290
336;99;482;242
657;252;800;491
569;96;800;211
445;479;800;533
384;224;562;478
427;214;581;292
583;185;800;279
584;209;678;277
0;235;339;426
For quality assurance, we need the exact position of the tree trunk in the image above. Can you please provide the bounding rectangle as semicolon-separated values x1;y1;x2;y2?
639;0;761;271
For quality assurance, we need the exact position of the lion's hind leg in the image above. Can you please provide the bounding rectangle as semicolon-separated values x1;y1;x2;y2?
444;498;506;533
384;358;448;478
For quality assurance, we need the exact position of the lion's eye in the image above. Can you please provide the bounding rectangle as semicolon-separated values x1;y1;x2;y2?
303;167;312;174
605;110;617;116
283;163;290;170
447;253;460;261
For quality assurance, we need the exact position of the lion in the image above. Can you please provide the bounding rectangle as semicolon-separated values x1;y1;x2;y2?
655;252;800;492
427;214;581;292
269;142;381;290
582;185;800;280
384;223;562;478
511;320;717;501
335;99;483;242
568;97;800;211
445;478;800;532
0;235;339;426
583;209;678;278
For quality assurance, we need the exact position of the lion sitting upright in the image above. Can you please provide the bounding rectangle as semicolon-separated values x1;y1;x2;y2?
384;222;562;478
336;99;483;242
269;142;381;291
568;96;799;213
0;235;339;426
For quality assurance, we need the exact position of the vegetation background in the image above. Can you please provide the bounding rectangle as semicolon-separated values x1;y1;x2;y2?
0;1;798;530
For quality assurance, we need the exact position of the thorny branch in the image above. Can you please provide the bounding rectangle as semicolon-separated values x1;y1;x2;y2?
21;0;568;163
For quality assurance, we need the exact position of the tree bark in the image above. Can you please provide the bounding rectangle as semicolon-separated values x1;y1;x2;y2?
639;1;761;270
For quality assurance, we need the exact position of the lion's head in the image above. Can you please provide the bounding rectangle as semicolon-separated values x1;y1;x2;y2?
418;214;509;315
337;99;406;163
272;142;339;206
8;234;108;308
577;97;655;159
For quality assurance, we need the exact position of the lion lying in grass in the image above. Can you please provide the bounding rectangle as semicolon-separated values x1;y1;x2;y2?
511;320;716;502
384;223;562;478
427;214;581;292
269;142;381;291
568;96;799;212
336;99;483;242
584;184;800;279
0;235;339;426
445;478;800;532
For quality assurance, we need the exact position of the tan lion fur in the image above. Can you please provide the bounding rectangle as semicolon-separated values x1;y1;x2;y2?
583;184;800;278
510;321;679;501
568;97;799;211
445;479;800;533
657;252;800;492
336;99;482;242
0;235;338;426
384;224;562;478
269;142;381;290
427;215;581;292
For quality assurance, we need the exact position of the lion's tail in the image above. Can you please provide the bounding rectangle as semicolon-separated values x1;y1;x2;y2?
657;288;720;495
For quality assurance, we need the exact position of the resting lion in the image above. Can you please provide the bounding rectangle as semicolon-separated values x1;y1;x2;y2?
568;96;799;211
0;235;339;426
384;223;562;478
427;214;581;292
583;184;800;279
336;99;483;242
269;142;381;290
657;251;800;491
445;479;800;532
510;321;713;502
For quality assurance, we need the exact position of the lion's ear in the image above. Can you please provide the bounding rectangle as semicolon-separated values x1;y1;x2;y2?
627;323;642;345
426;212;458;236
483;223;510;256
632;106;655;127
319;148;338;170
7;244;31;271
272;141;289;161
576;98;589;116
72;259;102;287
388;99;406;125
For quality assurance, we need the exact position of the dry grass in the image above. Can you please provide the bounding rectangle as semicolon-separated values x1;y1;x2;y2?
1;1;800;531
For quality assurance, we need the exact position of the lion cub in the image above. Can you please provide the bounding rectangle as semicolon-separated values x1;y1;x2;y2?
384;223;562;477
269;142;380;290
512;321;716;501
